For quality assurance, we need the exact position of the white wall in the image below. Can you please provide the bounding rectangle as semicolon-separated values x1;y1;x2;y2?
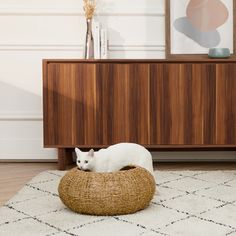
0;0;165;160
0;0;235;161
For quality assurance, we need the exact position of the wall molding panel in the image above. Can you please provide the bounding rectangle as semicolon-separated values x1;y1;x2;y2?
0;7;165;16
0;112;43;121
0;138;57;160
0;43;165;52
0;1;166;160
110;45;165;52
0;44;84;51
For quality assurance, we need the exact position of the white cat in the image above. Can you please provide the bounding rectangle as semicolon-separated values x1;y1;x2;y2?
75;143;154;175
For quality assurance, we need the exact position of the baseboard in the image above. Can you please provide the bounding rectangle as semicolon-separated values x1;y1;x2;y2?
152;151;236;162
155;159;236;162
0;159;57;163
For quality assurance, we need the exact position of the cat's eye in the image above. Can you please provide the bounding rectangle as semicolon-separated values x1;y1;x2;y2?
85;160;88;164
77;160;81;163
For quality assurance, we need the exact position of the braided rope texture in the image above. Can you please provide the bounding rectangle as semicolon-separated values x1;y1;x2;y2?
58;166;156;216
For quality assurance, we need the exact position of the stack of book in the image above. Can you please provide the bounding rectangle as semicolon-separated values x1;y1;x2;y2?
92;21;108;59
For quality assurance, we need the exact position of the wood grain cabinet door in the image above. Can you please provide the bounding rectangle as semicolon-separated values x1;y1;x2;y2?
44;61;236;148
97;63;150;145
150;63;217;145
44;63;103;146
216;64;236;145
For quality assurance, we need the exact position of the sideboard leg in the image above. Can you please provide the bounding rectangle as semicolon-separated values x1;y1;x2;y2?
58;148;74;170
66;149;74;165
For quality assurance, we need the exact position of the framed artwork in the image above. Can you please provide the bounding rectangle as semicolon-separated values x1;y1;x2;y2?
166;0;236;58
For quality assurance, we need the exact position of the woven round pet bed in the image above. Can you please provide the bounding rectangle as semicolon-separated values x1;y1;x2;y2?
58;166;156;216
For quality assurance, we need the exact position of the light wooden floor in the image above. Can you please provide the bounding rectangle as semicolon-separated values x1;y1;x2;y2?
0;163;57;207
0;162;236;207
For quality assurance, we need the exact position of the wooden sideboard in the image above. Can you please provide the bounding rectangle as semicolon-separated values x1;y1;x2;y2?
43;59;236;169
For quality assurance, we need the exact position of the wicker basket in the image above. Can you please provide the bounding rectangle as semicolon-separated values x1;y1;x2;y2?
58;166;156;216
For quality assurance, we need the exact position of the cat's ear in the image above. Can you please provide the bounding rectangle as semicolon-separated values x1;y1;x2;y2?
88;149;94;157
75;148;82;156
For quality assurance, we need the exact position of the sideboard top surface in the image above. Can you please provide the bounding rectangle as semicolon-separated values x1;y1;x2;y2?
43;58;236;64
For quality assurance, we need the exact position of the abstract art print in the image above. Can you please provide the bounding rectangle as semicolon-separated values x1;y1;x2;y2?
166;0;235;58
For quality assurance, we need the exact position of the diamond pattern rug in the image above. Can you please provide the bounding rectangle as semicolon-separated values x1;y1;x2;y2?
1;170;236;236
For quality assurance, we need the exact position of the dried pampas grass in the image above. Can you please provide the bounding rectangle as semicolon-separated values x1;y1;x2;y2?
83;0;96;19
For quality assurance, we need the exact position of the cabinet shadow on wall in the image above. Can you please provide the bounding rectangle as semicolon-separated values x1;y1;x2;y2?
0;81;42;118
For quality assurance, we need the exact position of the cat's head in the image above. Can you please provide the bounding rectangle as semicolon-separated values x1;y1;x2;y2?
75;148;95;171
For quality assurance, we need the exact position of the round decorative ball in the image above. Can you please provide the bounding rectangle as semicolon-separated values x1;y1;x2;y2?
58;166;156;216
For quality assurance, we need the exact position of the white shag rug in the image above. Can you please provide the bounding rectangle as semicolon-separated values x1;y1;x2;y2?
1;170;236;236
